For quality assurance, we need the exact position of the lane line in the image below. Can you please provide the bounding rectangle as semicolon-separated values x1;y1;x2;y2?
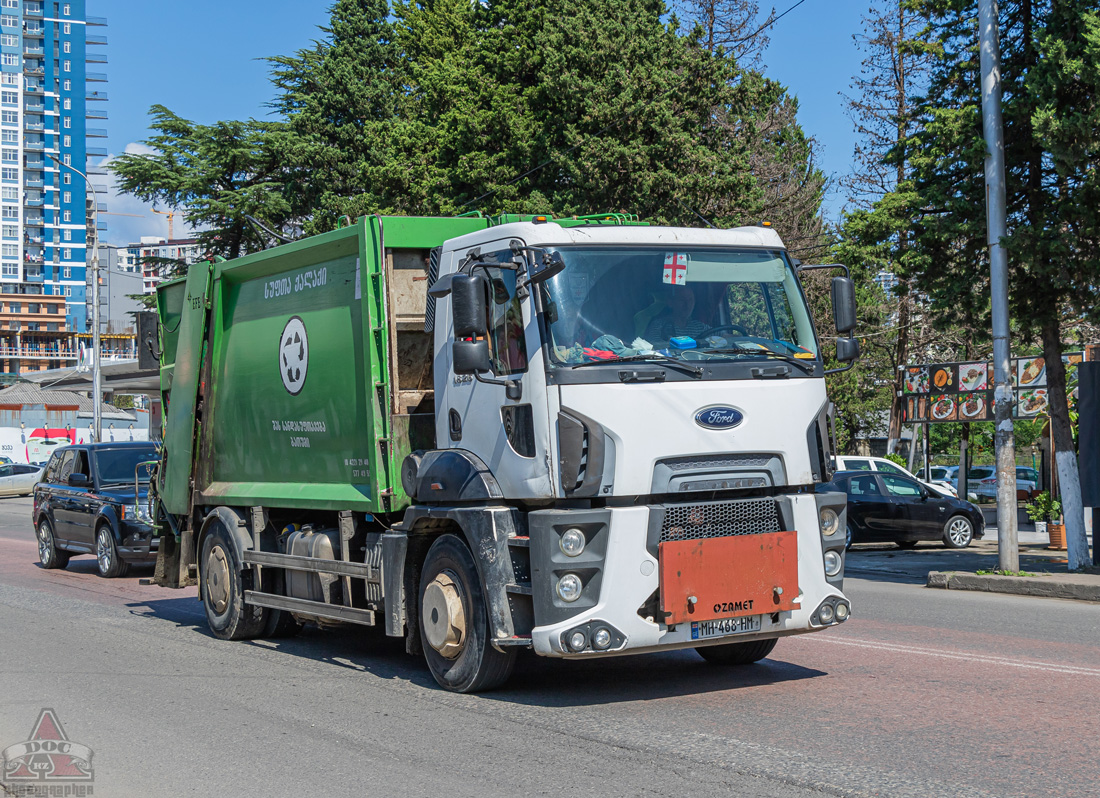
810;635;1100;676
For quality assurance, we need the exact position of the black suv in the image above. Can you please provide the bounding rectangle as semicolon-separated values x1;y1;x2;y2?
33;442;161;577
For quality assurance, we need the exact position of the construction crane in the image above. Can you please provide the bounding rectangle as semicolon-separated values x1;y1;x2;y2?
152;206;180;240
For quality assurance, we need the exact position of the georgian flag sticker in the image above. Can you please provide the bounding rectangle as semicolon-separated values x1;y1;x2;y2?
663;252;689;285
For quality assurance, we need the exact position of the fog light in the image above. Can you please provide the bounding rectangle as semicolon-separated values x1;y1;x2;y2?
560;528;586;557
819;507;840;537
834;602;850;621
568;630;588;651
556;573;583;602
592;627;612;650
823;550;842;577
819;603;835;623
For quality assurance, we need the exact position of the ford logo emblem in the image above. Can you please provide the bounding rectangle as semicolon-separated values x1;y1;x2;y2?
695;406;744;430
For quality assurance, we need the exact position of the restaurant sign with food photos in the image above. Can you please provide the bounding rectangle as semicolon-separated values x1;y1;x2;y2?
901;353;1083;423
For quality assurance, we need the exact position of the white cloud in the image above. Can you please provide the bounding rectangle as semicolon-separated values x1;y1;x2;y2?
92;142;198;247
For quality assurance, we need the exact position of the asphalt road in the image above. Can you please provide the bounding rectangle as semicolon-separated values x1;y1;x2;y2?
2;495;1099;798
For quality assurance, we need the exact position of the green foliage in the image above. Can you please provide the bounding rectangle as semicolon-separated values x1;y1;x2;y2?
1025;490;1061;523
111;106;303;259
884;453;908;468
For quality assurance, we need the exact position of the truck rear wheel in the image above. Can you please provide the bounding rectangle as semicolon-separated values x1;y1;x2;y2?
200;520;266;640
418;534;515;693
696;637;777;665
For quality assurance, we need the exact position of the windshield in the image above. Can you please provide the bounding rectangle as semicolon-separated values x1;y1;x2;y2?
94;446;159;485
539;247;818;368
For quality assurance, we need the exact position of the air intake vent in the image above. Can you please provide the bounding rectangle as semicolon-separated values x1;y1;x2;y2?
660;498;781;542
424;246;441;332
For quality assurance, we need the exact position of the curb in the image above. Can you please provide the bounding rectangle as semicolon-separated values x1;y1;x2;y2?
927;571;1100;602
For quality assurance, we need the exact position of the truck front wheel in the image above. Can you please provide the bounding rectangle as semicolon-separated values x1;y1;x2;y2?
418;534;515;693
200;520;266;640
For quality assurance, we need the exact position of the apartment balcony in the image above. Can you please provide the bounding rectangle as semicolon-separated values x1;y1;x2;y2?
24;103;44;113
23;46;43;57
23;83;40;94
23;122;43;132
86;128;107;138
23;268;43;282
86;72;107;83
86;166;107;177
24;179;43;189
24;234;42;244
86;108;107;120
23;25;44;39
86;147;107;157
24;198;43;208
23;4;43;18
86;52;107;64
87;16;108;26
0;346;78;361
86;34;107;46
24;216;43;226
86;91;107;102
23;67;44;77
23;140;44;151
24;160;43;170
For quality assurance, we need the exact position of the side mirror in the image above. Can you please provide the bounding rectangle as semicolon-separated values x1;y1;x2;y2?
831;275;857;334
68;473;90;488
836;336;860;363
453;339;491;375
451;273;488;338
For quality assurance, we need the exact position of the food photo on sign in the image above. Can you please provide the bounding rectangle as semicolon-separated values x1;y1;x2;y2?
958;392;991;421
930;394;957;421
1018;357;1046;388
931;364;954;391
1017;388;1048;417
958;362;988;391
905;395;928;422
904;367;930;394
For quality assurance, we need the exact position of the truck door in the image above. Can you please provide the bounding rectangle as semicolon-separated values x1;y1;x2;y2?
438;243;554;499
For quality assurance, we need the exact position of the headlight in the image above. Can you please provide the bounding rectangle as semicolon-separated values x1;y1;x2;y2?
592;627;612;650
568;630;588;651
560;528;586;557
823;550;842;577
819;603;836;623
834;602;850;621
819;507;840;537
556;573;583;602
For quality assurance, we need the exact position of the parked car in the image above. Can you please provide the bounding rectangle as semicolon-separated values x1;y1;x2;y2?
33;442;160;577
0;463;45;497
967;465;1040;502
834;455;958;497
819;470;984;550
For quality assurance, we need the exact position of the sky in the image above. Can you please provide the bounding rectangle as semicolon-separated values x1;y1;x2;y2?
94;0;869;246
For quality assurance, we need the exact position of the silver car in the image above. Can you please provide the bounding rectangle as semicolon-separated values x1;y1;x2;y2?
968;465;1040;502
0;463;45;497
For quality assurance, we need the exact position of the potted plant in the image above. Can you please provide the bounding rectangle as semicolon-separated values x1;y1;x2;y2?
1025;491;1065;550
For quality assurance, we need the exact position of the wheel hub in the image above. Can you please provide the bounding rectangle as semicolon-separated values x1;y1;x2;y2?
38;524;50;563
97;531;111;571
423;571;467;659
206;546;231;614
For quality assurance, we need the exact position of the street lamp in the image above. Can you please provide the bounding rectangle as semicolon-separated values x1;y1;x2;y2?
48;154;101;443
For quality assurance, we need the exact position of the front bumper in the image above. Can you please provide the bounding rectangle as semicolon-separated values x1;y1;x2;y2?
528;492;849;657
117;521;160;562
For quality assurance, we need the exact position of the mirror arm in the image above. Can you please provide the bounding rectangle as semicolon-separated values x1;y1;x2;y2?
824;361;856;376
472;371;522;400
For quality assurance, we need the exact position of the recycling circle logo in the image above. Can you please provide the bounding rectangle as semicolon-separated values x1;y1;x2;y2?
279;316;308;395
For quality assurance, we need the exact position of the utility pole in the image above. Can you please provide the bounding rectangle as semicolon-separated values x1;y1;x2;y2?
49;155;101;443
977;0;1018;570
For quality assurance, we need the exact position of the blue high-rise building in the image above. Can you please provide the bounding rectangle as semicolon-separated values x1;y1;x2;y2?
0;0;105;380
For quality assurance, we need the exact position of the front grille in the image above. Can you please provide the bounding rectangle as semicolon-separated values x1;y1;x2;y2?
660;497;781;542
660;453;772;471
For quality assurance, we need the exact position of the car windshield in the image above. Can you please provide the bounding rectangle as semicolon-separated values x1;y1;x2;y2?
539;246;818;369
968;467;995;479
94;446;159;484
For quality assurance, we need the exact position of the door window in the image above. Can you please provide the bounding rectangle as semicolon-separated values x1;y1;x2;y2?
848;475;881;496
56;451;75;482
0;464;11;478
882;475;922;497
484;266;527;376
876;461;907;476
844;459;872;471
71;450;90;478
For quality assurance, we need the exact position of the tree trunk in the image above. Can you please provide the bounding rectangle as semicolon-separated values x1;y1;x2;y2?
1041;322;1089;569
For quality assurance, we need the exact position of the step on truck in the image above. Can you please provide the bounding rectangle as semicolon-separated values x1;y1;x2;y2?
149;213;859;692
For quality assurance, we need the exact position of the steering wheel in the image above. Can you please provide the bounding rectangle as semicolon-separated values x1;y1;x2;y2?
701;324;749;338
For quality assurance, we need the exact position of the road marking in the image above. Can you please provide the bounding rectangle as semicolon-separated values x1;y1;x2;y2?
811;635;1100;677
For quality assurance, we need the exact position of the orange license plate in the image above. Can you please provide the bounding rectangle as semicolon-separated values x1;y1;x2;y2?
659;531;799;625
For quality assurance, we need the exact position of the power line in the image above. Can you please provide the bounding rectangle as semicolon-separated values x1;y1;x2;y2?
459;0;815;211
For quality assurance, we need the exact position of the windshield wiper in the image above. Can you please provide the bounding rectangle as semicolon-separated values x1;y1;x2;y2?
568;354;703;378
699;347;816;373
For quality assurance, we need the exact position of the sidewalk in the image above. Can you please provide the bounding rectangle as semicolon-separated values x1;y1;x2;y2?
844;528;1100;603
